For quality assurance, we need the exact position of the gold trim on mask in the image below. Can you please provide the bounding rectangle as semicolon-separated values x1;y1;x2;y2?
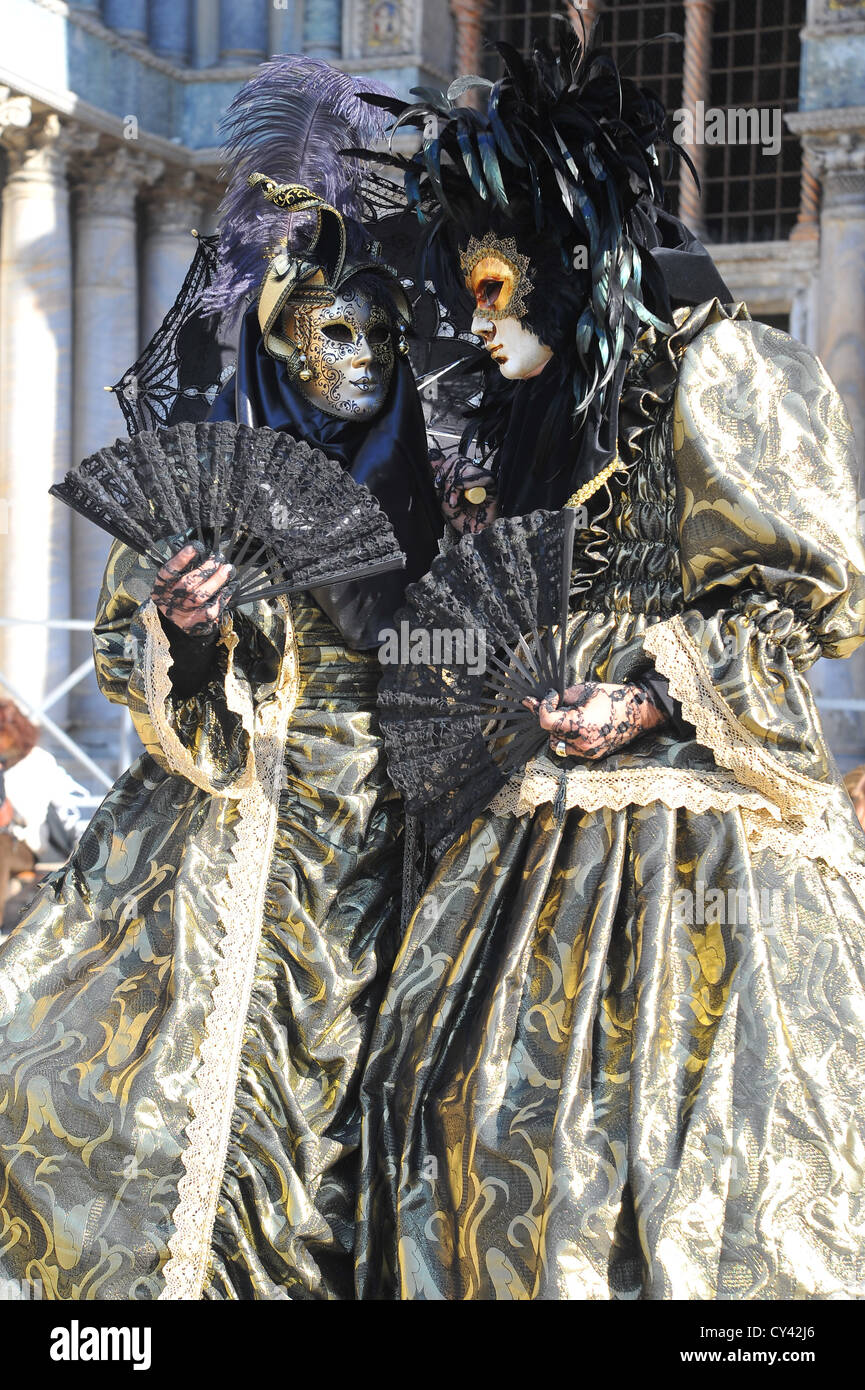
289;291;396;420
459;235;531;321
247;175;326;214
249;171;411;375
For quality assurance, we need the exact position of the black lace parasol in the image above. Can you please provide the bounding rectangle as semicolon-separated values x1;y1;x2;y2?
108;233;234;437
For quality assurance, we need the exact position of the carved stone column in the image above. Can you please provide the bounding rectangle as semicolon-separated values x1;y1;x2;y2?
0;113;95;719
0;87;32;138
820;135;865;466
270;0;302;55
303;0;341;60
141;169;207;343
790;148;821;243
787;115;865;480
149;0;191;64
68;145;163;762
192;0;220;67
103;0;148;44
678;0;714;239
220;0;268;62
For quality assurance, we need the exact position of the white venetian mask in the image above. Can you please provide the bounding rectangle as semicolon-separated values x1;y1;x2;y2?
287;286;396;420
460;234;552;381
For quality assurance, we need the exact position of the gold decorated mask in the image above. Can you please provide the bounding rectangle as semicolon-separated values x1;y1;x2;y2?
251;176;411;413
287;286;395;420
459;235;531;321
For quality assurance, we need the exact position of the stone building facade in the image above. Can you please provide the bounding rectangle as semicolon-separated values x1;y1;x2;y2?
0;0;455;784
1;0;865;790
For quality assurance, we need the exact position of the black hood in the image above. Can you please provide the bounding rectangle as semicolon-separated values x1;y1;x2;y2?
494;212;732;518
210;304;442;647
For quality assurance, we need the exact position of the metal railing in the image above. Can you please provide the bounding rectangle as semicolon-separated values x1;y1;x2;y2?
0;617;133;799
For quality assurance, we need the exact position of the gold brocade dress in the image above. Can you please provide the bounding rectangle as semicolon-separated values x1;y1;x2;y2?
355;302;865;1300
0;547;401;1300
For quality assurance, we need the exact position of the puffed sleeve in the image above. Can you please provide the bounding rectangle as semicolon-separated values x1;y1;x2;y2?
643;311;865;824
92;541;291;796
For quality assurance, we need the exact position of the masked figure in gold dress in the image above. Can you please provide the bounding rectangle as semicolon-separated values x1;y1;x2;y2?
0;59;440;1300
355;27;865;1299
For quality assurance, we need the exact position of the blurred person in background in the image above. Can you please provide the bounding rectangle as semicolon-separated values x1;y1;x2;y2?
0;700;89;926
0;700;39;923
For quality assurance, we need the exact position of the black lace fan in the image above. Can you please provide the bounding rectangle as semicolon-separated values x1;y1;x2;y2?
50;420;405;606
378;508;577;855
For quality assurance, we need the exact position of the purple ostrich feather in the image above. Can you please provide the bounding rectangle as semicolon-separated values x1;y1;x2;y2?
202;56;395;318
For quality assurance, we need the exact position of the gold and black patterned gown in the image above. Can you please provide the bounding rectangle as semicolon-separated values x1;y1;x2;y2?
0;546;402;1299
355;302;865;1300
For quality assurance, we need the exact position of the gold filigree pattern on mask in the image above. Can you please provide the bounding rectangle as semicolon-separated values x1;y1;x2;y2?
289;285;395;420
459;234;531;321
247;175;326;214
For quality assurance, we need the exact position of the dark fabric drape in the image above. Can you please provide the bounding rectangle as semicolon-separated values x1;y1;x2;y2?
495;211;732;519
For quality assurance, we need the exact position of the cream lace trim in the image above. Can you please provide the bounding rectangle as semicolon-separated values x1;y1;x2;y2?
489;611;854;884
488;759;784;820
159;596;301;1301
140;600;256;798
740;809;865;901
488;765;865;898
643;614;833;824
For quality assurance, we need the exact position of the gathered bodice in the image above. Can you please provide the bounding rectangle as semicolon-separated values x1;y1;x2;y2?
291;591;384;711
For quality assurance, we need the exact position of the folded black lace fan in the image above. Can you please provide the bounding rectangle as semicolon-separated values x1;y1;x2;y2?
50;420;405;606
378;508;577;856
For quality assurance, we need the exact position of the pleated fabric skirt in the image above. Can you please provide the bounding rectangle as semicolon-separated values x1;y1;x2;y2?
356;799;865;1300
0;617;400;1300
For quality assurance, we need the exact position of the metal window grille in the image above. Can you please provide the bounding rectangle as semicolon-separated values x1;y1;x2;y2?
481;0;804;244
589;1;687;202
592;1;686;114
481;3;686;117
703;0;804;242
481;1;566;78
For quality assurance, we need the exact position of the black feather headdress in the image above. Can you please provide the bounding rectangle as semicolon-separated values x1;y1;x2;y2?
357;20;691;429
